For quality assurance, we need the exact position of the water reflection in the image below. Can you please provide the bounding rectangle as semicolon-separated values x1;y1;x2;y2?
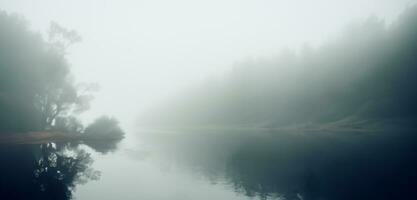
84;138;123;154
142;129;417;200
2;130;416;200
0;138;122;200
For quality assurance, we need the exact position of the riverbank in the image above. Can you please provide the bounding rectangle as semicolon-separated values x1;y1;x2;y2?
0;131;123;144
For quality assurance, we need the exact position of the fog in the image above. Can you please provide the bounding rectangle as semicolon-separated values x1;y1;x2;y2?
1;0;414;131
140;4;417;130
2;1;417;200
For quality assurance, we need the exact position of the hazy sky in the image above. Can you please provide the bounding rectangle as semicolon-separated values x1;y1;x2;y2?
0;0;415;131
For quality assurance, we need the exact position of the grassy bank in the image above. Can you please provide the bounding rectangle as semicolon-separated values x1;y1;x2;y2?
0;132;123;144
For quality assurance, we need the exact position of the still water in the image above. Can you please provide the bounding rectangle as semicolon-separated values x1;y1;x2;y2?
1;129;417;200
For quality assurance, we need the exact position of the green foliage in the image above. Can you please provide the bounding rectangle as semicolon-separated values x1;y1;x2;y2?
84;116;125;140
0;11;93;133
142;6;417;128
53;116;84;134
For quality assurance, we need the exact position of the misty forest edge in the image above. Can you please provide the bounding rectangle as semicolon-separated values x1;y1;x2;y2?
140;6;417;132
0;11;124;143
3;6;417;141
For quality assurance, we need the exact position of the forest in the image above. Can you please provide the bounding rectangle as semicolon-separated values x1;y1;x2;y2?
0;11;124;141
141;6;417;131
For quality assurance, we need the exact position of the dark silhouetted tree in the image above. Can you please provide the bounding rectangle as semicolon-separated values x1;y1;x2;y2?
84;116;125;140
0;11;94;133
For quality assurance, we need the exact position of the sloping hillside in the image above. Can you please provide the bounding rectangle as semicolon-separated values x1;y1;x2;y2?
141;6;417;130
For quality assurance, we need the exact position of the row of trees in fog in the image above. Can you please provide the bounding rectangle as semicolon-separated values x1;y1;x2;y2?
142;6;417;129
0;11;124;138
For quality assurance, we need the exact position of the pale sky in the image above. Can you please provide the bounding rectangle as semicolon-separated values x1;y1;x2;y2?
0;0;415;131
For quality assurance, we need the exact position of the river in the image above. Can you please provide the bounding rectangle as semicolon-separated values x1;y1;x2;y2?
1;129;416;200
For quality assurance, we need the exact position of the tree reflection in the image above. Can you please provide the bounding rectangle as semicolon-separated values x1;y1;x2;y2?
83;138;123;154
145;130;417;200
0;143;100;200
222;131;417;200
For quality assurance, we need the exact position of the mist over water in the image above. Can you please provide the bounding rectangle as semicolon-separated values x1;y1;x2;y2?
1;0;413;129
142;5;417;129
138;129;417;200
1;1;417;200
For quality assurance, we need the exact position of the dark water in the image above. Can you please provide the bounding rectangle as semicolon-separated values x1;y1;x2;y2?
1;129;417;200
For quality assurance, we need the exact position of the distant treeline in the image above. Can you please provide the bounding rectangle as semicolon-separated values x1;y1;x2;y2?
142;6;417;129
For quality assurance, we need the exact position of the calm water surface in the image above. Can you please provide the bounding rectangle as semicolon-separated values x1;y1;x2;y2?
1;129;417;200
